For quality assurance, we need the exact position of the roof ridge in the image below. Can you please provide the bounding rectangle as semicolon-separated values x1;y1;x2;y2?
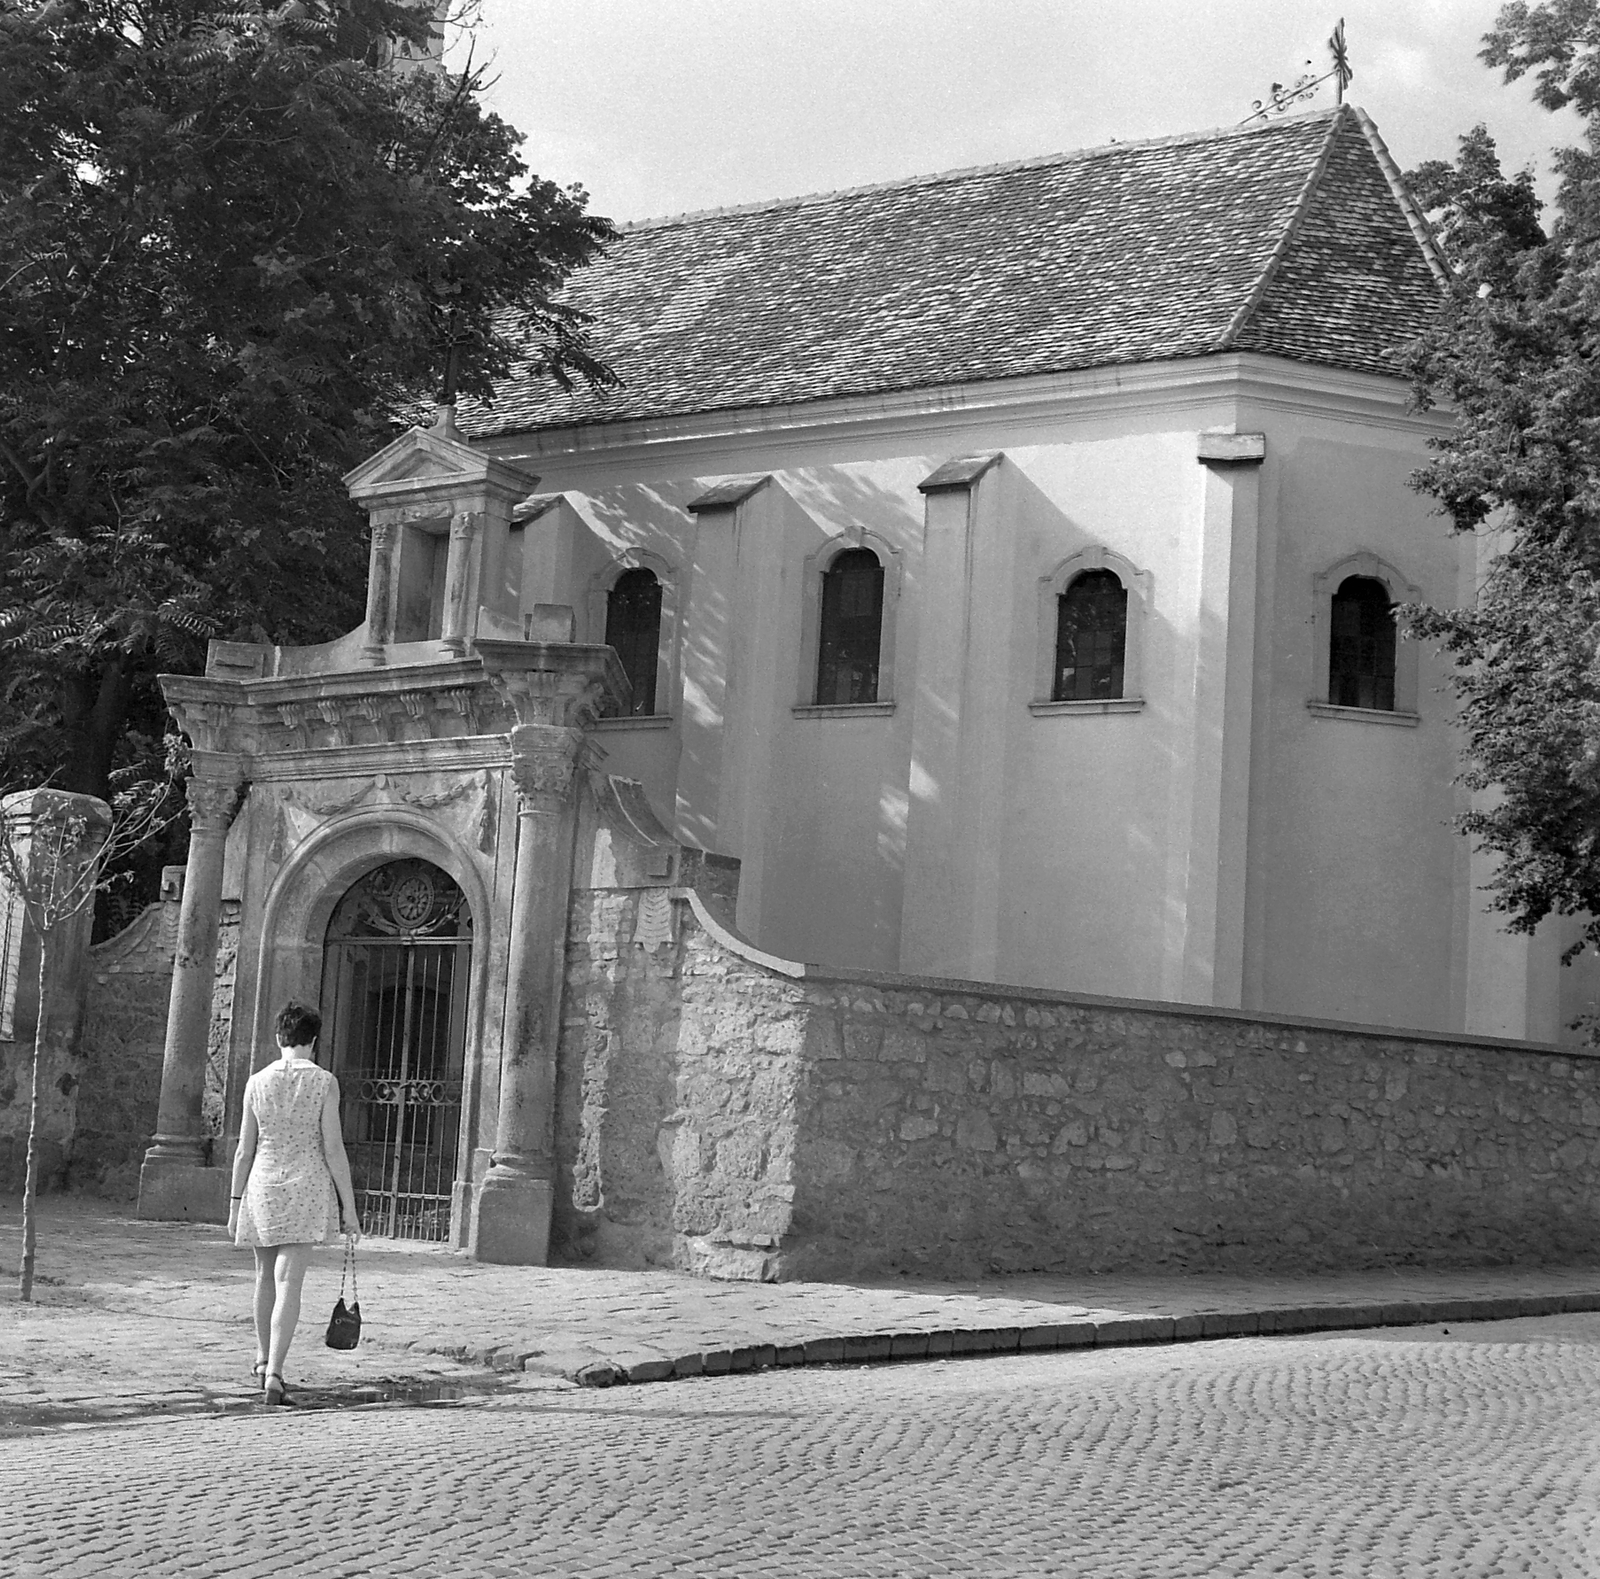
1348;105;1452;287
1216;105;1349;352
616;106;1346;236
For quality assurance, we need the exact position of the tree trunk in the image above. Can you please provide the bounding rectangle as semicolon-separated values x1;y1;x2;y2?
18;933;50;1303
60;655;130;801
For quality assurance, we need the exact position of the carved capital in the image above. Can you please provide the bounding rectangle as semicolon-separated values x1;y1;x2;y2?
370;520;399;551
186;775;243;832
508;726;586;809
450;509;482;542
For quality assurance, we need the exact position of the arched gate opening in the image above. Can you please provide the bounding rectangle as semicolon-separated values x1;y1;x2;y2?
320;859;472;1240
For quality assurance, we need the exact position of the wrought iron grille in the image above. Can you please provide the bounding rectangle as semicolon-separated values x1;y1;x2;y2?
321;860;471;1242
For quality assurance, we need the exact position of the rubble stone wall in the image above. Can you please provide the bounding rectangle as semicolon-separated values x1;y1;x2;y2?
73;903;177;1197
781;973;1600;1278
554;894;1600;1280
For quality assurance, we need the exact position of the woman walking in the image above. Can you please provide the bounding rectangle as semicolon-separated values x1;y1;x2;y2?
228;1001;360;1405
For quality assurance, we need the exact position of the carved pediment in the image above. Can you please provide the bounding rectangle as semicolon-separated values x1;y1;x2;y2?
343;424;539;509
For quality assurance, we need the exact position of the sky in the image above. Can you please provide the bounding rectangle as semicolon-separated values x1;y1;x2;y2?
451;0;1586;226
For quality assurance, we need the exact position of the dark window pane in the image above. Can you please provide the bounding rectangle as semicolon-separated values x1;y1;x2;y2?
1329;576;1395;710
816;548;884;704
1053;570;1126;701
605;568;662;716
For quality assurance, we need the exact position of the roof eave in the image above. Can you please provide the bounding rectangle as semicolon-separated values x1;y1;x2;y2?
473;352;1451;471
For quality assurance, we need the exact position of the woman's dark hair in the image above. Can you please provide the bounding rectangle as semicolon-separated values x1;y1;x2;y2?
274;1001;322;1049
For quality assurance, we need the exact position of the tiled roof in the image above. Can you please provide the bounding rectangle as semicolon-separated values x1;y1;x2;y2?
462;106;1444;439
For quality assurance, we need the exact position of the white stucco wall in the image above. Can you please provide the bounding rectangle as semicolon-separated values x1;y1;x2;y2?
479;354;1587;1042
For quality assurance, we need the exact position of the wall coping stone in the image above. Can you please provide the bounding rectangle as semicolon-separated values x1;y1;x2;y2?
674;888;1592;1063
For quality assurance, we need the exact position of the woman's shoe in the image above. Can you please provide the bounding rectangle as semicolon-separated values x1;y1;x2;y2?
263;1373;292;1407
251;1360;268;1385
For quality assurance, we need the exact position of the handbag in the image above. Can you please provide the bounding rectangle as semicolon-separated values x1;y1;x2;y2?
325;1236;362;1350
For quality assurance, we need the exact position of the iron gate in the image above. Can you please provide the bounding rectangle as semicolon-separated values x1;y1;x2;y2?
321;860;471;1241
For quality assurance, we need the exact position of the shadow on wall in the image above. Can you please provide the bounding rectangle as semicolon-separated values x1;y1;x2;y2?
712;461;915;971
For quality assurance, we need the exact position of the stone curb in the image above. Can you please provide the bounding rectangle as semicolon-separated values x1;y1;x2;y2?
449;1289;1600;1389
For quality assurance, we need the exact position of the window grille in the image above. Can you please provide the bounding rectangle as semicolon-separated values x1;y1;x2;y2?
1329;576;1396;710
1053;570;1127;701
816;548;885;704
605;568;663;716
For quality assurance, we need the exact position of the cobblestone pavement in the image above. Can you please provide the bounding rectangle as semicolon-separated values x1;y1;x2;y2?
7;1195;1600;1432
7;1314;1600;1577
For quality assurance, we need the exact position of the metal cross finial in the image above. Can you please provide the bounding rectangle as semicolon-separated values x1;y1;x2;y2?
1241;18;1355;122
1329;17;1353;105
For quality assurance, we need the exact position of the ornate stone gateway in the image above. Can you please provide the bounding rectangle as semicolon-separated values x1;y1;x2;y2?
322;859;471;1241
136;415;628;1260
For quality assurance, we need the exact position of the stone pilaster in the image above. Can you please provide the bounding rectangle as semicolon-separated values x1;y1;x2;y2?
137;759;245;1221
469;639;626;1264
468;726;585;1264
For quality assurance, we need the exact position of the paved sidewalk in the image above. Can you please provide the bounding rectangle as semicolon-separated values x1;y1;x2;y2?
4;1194;1599;1432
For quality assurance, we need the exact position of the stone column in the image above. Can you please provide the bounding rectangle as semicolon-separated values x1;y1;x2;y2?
468;725;585;1263
440;509;482;656
361;520;398;665
137;761;243;1221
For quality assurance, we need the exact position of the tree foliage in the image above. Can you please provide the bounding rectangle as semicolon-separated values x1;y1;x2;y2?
0;0;613;815
1404;1;1600;973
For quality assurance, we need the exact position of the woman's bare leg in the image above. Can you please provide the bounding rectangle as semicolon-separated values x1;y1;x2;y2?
266;1243;313;1380
252;1247;279;1371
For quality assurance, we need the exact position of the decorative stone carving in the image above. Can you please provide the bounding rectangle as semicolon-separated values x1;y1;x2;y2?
167;696;240;756
482;658;615;731
369;506;447;529
509;727;586;810
185;774;244;832
476;770;496;855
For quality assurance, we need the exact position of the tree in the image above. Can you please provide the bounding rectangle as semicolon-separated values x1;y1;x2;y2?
0;782;178;1299
0;0;614;813
1402;2;1600;990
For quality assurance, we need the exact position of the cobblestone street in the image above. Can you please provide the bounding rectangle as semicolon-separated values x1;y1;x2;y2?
8;1314;1600;1578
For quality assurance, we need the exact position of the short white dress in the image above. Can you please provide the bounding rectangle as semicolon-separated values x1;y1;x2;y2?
234;1057;343;1247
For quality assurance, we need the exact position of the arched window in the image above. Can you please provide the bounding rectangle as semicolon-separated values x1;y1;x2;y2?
816;548;885;705
1053;570;1127;702
1329;576;1396;711
605;568;662;716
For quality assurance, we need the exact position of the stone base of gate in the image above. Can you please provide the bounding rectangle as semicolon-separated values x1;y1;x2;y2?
136;1158;230;1223
468;1173;552;1265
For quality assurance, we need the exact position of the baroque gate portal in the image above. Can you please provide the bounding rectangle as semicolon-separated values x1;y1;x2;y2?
321;860;471;1241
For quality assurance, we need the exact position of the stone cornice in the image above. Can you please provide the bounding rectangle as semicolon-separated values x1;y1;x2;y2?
480;353;1454;475
160;660;513;759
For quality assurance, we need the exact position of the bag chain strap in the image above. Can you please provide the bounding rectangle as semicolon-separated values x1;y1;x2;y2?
341;1237;359;1307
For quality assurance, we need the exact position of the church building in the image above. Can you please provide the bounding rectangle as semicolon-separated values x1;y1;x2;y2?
461;102;1590;1041
134;105;1600;1268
